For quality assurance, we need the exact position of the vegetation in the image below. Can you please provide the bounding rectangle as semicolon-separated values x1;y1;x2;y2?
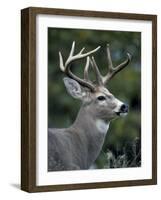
48;28;141;168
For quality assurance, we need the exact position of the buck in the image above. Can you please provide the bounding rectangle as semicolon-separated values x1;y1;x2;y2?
48;42;131;171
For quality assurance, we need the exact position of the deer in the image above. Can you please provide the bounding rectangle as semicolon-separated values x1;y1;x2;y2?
48;41;131;171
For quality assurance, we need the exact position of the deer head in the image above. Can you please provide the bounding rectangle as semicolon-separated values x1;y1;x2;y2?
59;41;131;121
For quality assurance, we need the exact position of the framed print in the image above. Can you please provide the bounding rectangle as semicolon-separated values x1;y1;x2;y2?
21;7;157;192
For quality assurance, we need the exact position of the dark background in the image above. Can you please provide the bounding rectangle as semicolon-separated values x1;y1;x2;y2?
48;28;141;169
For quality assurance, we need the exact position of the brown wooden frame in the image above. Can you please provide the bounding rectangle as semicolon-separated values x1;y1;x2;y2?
21;7;157;192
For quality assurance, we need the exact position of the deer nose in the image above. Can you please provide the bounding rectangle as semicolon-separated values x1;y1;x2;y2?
120;104;129;113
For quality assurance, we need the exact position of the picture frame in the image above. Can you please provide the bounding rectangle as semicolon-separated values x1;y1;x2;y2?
21;7;157;192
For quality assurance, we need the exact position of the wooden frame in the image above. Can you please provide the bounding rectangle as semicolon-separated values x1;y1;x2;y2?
21;7;157;192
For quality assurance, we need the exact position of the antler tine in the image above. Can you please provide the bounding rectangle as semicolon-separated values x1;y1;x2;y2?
84;56;90;81
68;40;75;58
59;41;101;91
106;44;113;72
59;41;76;72
90;56;104;86
59;51;65;72
103;44;132;84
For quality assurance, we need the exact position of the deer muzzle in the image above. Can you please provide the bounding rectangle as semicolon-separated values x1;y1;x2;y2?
115;103;129;117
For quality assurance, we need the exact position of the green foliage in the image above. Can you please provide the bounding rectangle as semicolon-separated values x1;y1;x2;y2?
48;28;141;168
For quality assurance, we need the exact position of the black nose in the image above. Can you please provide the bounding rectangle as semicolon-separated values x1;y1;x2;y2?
120;104;129;113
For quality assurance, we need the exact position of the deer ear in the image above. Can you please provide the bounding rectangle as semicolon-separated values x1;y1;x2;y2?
63;77;83;99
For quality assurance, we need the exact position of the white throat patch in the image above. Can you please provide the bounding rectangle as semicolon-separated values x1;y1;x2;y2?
96;119;110;134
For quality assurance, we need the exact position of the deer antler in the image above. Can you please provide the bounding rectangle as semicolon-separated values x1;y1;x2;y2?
103;44;132;84
59;41;100;91
59;42;131;90
90;44;132;86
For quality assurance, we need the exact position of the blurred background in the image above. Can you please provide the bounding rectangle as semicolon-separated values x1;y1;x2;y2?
48;28;141;169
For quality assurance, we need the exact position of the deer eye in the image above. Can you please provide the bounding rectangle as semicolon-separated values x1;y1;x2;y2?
97;96;106;101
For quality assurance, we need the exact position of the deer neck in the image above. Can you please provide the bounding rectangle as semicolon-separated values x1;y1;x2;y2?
73;105;110;135
71;105;110;167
